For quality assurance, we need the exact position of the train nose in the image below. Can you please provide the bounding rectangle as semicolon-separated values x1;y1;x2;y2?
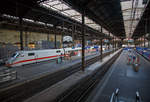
5;64;11;67
5;60;12;67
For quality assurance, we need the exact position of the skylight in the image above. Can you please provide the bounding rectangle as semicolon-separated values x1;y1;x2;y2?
121;0;145;38
40;0;111;37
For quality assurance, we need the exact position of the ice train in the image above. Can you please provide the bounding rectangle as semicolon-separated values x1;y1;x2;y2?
5;47;81;67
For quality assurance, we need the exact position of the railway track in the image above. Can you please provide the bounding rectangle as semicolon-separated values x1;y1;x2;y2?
56;50;122;102
0;50;116;102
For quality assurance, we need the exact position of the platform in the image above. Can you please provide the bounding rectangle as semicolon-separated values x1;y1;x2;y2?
86;49;150;102
24;49;121;102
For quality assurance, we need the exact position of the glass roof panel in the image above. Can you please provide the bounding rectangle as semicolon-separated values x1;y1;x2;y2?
40;0;110;36
121;0;145;38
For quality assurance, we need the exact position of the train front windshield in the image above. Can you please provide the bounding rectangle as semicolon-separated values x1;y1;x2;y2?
11;53;19;58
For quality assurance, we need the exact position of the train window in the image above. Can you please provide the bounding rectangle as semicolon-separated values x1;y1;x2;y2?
12;53;17;57
56;50;61;53
12;53;20;58
28;53;35;56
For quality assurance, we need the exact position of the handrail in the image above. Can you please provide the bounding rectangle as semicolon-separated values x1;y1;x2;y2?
136;91;142;102
110;89;142;102
110;93;115;102
110;88;119;102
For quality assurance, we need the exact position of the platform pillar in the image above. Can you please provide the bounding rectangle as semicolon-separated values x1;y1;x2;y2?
72;25;75;47
100;38;103;61
19;17;23;50
61;21;64;48
135;39;137;48
144;35;146;47
113;36;115;52
114;37;116;50
81;10;85;71
47;31;50;41
54;26;57;49
55;34;57;49
121;38;123;48
139;38;140;47
45;24;50;41
141;37;142;47
101;26;103;33
25;28;28;47
108;32;110;50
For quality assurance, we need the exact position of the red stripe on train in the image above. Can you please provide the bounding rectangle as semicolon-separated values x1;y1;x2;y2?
6;54;65;66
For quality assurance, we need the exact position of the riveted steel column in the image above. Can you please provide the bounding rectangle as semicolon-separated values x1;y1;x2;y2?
141;37;142;47
108;32;110;50
100;26;103;61
47;32;50;41
135;39;136;48
62;21;64;48
72;25;75;47
46;24;50;41
115;38;117;49
25;28;28;47
81;10;85;71
54;26;57;49
139;38;140;47
144;35;146;47
55;34;57;48
121;38;123;48
113;36;115;52
148;39;150;47
101;26;103;33
19;17;23;50
100;38;103;61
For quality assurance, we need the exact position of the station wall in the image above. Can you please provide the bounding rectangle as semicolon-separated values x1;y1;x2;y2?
0;28;62;47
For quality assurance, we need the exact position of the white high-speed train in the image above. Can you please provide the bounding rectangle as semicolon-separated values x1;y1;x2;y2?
5;47;81;67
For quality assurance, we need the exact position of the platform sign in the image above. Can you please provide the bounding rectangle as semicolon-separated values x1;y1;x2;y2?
128;39;134;43
104;39;109;43
76;44;81;47
63;36;73;43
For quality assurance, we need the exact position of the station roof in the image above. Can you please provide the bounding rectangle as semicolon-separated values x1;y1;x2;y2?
132;1;150;39
25;5;107;38
0;0;109;39
0;0;45;17
62;0;126;38
121;0;145;39
40;0;109;35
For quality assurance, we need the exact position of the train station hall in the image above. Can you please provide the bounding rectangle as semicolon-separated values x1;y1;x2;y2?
0;0;150;102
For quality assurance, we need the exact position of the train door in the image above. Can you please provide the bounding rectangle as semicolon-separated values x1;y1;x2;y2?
35;53;38;63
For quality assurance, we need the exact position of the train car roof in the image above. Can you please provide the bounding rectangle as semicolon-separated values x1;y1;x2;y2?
16;47;81;53
16;48;63;53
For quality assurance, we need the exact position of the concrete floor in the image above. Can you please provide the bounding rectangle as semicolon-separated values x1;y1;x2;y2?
86;49;150;102
24;49;120;102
